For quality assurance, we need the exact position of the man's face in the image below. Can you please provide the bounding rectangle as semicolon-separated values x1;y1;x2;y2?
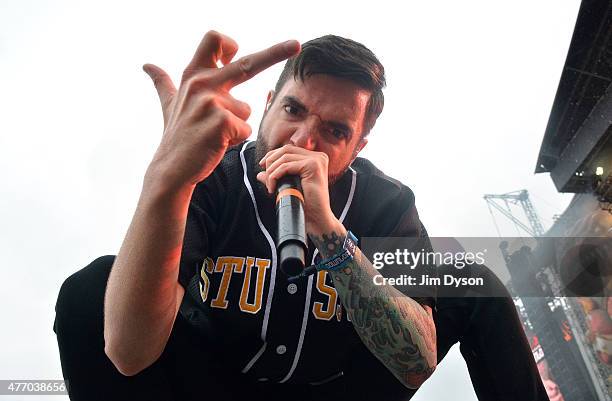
255;74;370;184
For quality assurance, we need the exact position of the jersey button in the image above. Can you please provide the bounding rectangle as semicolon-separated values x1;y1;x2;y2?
276;345;287;355
287;283;298;294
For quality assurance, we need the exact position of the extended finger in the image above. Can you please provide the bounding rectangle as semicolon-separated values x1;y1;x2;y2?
143;63;177;124
216;39;300;89
184;30;239;78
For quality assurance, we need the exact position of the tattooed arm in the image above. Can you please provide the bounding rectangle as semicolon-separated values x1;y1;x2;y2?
310;221;437;389
255;144;436;388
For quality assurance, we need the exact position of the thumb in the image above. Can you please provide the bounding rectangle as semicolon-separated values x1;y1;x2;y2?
143;63;176;126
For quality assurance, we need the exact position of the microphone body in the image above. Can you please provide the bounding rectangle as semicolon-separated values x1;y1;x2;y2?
276;175;307;277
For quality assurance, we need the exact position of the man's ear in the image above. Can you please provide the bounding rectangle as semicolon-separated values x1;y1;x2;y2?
265;90;275;112
356;137;368;153
352;137;368;160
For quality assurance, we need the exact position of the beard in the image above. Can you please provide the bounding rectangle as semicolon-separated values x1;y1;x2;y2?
254;122;355;187
254;125;270;176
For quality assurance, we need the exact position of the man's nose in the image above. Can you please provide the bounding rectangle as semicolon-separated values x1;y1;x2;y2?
289;121;318;151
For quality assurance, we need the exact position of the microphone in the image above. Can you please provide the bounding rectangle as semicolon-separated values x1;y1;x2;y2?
276;175;308;277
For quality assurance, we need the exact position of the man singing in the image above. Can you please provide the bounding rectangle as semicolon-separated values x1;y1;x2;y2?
54;31;548;401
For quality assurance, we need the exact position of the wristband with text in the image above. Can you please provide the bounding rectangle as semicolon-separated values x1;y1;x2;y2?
288;231;358;281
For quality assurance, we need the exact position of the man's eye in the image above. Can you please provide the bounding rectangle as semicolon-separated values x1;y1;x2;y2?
330;128;348;139
283;105;300;115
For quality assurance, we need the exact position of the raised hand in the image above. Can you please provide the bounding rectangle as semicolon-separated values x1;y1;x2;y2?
143;30;300;188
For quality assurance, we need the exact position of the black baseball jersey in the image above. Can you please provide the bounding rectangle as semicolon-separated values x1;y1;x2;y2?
178;140;434;385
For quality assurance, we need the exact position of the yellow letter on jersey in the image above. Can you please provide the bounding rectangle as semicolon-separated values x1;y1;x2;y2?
239;257;270;314
210;256;245;309
312;271;338;321
199;257;215;302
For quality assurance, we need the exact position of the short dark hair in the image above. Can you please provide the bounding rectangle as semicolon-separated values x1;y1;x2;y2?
273;35;386;136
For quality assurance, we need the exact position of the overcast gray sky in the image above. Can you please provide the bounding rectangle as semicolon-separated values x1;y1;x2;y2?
0;0;580;400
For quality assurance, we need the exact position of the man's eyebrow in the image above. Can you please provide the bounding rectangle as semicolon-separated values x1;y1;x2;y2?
281;96;354;136
281;96;307;111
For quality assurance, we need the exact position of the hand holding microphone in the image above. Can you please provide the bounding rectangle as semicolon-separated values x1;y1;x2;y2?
275;174;357;281
257;145;345;277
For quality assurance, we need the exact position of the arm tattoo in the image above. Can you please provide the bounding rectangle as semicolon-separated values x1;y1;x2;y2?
310;231;437;388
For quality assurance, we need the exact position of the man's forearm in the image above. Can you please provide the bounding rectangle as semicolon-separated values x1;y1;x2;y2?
103;170;194;376
310;228;437;389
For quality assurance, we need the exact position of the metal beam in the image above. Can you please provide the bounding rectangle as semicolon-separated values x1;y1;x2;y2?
550;82;612;191
484;195;537;237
